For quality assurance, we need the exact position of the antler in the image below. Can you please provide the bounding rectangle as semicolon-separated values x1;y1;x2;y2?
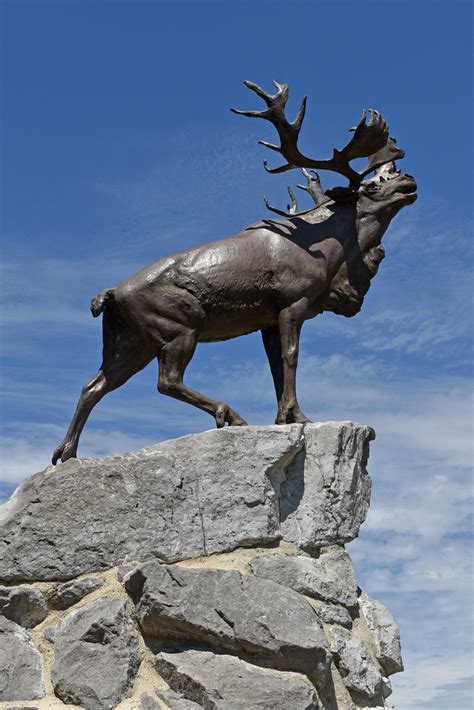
264;168;331;217
264;186;299;218
231;80;404;187
298;168;327;206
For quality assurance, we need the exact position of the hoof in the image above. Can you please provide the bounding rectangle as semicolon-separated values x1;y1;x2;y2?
215;405;226;428
291;412;312;424
214;405;248;428
275;408;312;425
52;442;77;465
229;417;248;427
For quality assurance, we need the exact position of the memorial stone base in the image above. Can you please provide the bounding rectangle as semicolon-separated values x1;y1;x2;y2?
0;423;403;709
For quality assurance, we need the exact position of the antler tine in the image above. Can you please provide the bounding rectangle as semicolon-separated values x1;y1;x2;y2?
231;80;307;174
261;92;307;173
263;196;288;217
230;80;288;117
297;168;328;208
359;137;405;178
263;175;330;218
286;186;298;214
264;185;299;217
335;108;388;162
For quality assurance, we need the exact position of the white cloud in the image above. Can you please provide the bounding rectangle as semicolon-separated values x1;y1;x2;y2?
0;424;184;483
394;654;473;709
383;585;474;708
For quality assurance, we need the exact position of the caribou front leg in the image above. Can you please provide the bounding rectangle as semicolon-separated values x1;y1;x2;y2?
261;325;284;407
273;297;312;425
157;328;248;428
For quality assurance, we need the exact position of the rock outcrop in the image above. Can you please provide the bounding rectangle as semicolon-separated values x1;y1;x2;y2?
0;422;403;709
250;549;359;606
155;650;319;709
0;585;48;628
125;561;331;680
0;422;372;581
49;577;104;611
0;616;45;701
51;597;140;708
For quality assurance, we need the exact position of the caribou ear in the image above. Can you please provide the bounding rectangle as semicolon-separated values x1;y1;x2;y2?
325;186;359;204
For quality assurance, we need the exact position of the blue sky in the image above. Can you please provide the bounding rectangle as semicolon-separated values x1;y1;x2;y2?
1;1;472;707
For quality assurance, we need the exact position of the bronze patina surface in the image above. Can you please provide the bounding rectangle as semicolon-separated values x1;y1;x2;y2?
53;80;417;464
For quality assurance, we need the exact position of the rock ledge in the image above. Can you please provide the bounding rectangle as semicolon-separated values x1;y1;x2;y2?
0;422;373;582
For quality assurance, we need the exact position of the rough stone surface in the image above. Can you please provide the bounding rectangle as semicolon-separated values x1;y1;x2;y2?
126;560;330;679
309;600;353;628
276;424;373;554
51;597;140;710
0;422;404;708
156;649;319;710
49;576;103;609
139;694;167;710
250;549;358;607
0;422;373;582
0;585;48;628
359;591;404;675
155;688;202;709
43;625;57;643
117;564;135;582
0;616;45;701
326;624;383;699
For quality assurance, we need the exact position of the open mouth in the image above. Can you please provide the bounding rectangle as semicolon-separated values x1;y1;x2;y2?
399;179;417;194
397;179;417;202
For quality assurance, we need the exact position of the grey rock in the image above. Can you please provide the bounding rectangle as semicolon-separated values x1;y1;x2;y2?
359;591;403;675
276;423;373;554
155;688;202;709
139;694;167;710
51;597;140;709
0;423;373;582
117;564;135;582
250;549;359;607
126;560;331;680
156;649;319;709
49;576;103;609
43;625;58;643
309;600;353;628
0;616;45;701
326;625;383;699
0;585;48;628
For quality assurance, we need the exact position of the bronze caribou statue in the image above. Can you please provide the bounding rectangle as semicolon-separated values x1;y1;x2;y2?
52;80;417;464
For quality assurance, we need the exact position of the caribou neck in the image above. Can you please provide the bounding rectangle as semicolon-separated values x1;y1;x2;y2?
355;209;394;254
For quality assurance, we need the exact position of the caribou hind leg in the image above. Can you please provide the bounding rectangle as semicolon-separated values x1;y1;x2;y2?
52;346;153;464
52;308;153;464
157;325;247;427
261;299;312;425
